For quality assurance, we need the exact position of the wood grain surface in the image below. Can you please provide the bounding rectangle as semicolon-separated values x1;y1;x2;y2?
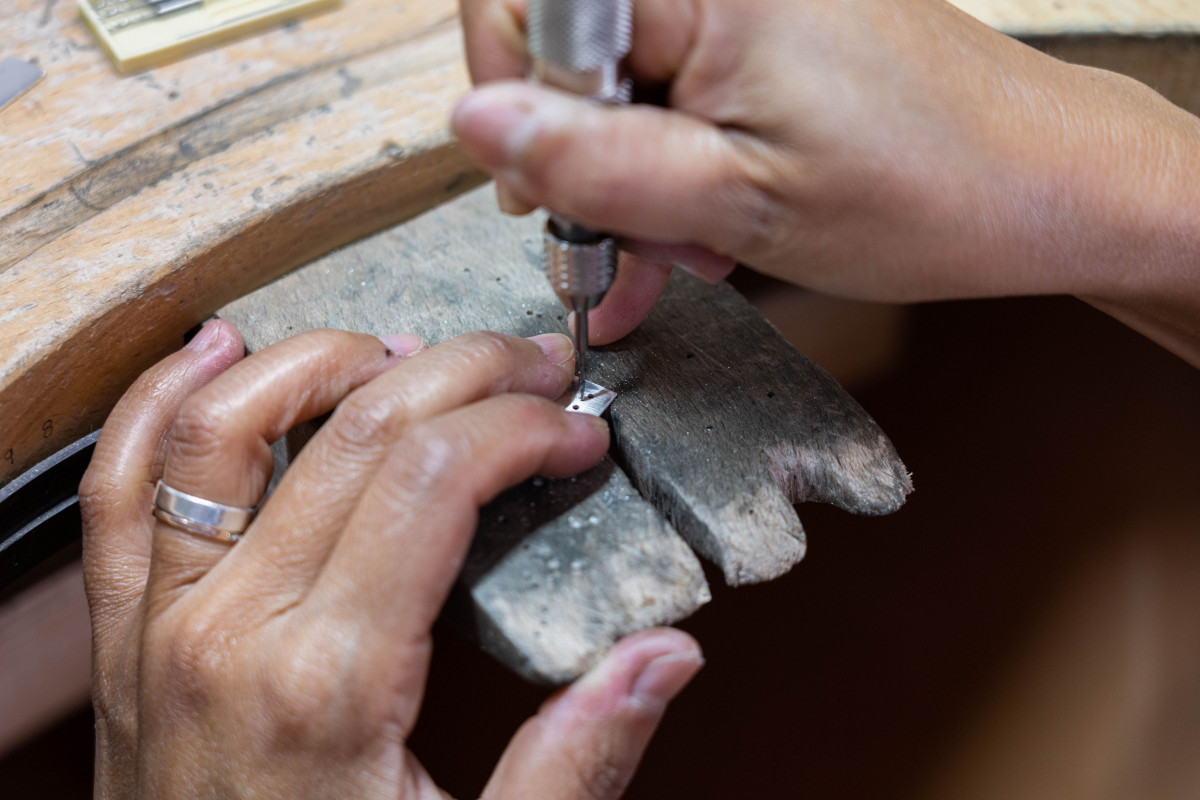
0;0;482;484
952;0;1200;34
460;457;710;683
219;186;909;678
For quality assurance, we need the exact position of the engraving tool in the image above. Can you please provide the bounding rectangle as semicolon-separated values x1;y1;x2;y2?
527;0;632;391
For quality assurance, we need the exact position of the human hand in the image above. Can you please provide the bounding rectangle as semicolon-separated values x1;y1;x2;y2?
80;319;703;799
454;0;1200;360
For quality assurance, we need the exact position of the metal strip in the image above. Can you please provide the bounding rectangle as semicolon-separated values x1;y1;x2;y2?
0;56;44;112
564;380;617;417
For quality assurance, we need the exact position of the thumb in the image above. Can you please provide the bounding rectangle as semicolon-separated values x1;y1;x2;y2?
582;253;673;346
482;628;703;800
452;81;775;261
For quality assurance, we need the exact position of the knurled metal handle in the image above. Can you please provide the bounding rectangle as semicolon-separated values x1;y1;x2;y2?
527;0;633;73
543;232;617;303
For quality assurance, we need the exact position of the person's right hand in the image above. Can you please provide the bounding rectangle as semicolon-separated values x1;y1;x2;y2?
454;0;1200;362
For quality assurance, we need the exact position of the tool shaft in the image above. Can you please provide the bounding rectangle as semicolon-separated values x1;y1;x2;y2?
528;0;631;387
573;296;589;386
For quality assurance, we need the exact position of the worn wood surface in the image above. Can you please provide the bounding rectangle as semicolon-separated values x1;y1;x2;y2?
459;458;709;683
951;0;1200;116
219;185;910;678
952;0;1200;35
0;0;482;485
591;276;913;585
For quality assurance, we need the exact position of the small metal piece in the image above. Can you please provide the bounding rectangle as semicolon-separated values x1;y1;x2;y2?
0;56;44;112
97;0;195;18
97;0;160;19
103;0;203;31
564;380;617;417
152;480;256;543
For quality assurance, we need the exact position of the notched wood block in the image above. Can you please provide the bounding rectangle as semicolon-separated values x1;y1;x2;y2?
593;273;913;586
451;457;709;684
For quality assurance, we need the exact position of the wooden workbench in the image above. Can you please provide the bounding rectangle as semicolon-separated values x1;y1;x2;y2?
3;0;1200;759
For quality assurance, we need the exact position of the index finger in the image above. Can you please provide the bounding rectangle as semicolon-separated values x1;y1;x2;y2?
460;0;528;84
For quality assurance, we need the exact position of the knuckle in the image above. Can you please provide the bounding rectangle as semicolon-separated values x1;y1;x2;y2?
397;424;463;490
170;398;235;463
261;646;346;748
285;328;371;365
442;330;526;384
546;133;628;225
260;625;399;752
78;466;119;531
496;392;553;427
154;606;236;710
565;742;629;800
450;329;522;363
328;389;406;449
713;147;792;260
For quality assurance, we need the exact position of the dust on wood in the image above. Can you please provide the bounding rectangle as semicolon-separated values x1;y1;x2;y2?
457;458;709;684
592;272;912;585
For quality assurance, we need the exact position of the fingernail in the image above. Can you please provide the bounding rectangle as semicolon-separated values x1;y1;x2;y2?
675;254;738;285
630;652;705;713
185;319;221;352
378;334;426;357
569;412;610;436
453;83;571;169
496;181;535;215
528;333;574;366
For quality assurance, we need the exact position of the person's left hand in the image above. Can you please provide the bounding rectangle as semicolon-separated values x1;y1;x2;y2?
80;319;703;799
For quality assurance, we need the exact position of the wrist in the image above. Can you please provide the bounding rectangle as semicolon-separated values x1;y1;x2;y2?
972;56;1200;364
1054;66;1200;364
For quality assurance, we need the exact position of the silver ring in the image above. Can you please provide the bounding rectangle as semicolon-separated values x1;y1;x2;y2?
152;480;256;544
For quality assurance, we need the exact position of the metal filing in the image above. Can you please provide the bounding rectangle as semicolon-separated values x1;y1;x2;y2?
527;0;632;390
87;0;203;32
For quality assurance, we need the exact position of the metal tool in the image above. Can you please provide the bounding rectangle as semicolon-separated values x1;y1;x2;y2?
90;0;204;32
0;431;99;602
0;56;44;112
527;0;632;389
